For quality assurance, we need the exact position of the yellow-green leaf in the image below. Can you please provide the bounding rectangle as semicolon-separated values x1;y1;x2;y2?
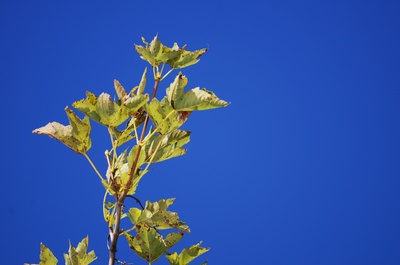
144;97;188;135
138;68;147;95
166;242;210;265
125;225;183;263
135;35;207;69
24;243;58;265
127;198;190;232
168;47;207;69
32;107;92;154
143;130;191;163
73;89;148;127
64;236;97;265
105;149;148;195
128;145;147;169
166;73;229;111
109;124;135;147
114;79;128;101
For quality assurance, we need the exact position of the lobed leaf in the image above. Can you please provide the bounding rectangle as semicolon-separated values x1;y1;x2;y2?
166;242;210;265
109;119;136;147
144;97;189;135
168;48;207;69
72;86;148;127
143;129;191;163
105;148;148;196
32;107;91;154
24;243;58;265
166;73;229;111
64;236;97;265
135;35;207;69
127;198;190;232
125;225;183;263
110;110;146;147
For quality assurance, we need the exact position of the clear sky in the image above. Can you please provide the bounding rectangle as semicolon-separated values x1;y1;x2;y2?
1;1;400;264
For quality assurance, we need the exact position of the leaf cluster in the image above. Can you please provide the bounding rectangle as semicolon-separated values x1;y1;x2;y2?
135;35;207;69
31;35;229;265
25;237;96;265
123;198;206;263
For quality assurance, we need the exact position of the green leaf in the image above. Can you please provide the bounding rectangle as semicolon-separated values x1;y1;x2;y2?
127;198;190;232
143;130;191;163
114;79;127;101
168;47;207;69
166;242;210;265
64;236;97;265
103;198;116;225
135;36;159;67
166;73;229;111
138;68;147;95
109;118;136;147
121;147;148;195
144;97;189;135
135;35;207;69
24;243;58;265
127;168;148;195
72;87;149;127
32;107;92;154
105;148;148;195
128;145;147;169
125;225;183;263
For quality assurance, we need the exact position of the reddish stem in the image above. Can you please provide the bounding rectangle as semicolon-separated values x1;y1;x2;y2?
108;78;160;265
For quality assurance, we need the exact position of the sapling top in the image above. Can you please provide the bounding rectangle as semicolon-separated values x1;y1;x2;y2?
30;35;229;265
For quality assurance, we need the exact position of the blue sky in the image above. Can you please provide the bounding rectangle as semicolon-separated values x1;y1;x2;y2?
1;1;400;264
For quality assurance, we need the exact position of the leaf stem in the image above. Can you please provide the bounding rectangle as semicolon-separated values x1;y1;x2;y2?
83;153;105;181
160;63;165;76
107;127;118;170
160;68;174;81
132;118;140;145
152;66;156;80
103;190;109;222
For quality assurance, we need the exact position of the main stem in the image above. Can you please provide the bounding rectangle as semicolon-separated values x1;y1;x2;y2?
108;78;160;265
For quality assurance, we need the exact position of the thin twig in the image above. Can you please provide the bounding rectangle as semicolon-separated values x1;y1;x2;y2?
126;195;145;210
